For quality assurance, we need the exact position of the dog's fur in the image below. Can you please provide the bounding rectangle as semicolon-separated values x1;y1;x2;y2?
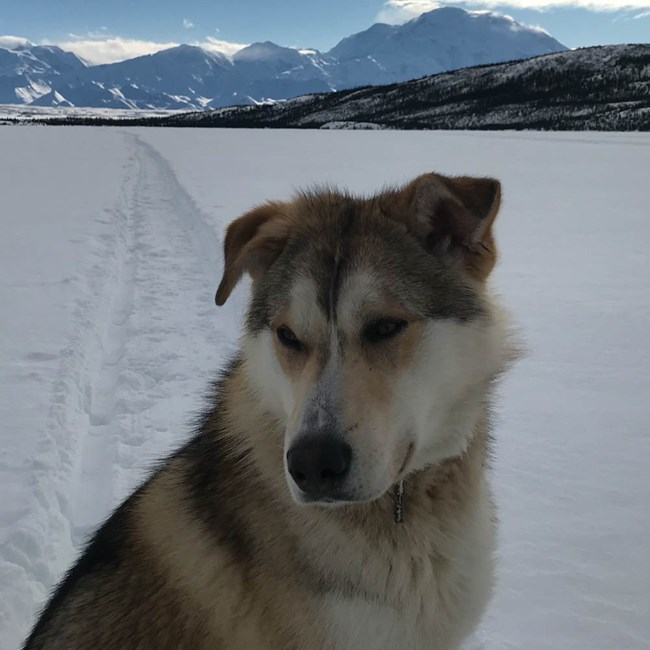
24;172;515;650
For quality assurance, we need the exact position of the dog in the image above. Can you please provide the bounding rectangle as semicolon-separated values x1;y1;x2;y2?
24;171;515;649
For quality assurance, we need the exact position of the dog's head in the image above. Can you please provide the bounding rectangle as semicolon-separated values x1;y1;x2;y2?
216;173;510;506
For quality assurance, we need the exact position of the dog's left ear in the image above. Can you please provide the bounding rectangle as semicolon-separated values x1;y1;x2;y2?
215;202;289;305
398;173;502;280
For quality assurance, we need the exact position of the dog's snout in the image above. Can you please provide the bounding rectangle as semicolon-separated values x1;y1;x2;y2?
287;439;352;499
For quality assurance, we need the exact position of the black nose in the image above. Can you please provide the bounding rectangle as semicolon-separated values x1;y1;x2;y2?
287;440;352;499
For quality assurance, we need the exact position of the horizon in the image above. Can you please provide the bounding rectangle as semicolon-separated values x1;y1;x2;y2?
2;1;649;65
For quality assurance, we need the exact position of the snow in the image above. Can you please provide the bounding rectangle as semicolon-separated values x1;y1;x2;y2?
0;104;183;122
13;82;51;105
1;127;649;650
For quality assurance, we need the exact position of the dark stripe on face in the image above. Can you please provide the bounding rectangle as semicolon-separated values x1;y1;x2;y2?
320;199;357;323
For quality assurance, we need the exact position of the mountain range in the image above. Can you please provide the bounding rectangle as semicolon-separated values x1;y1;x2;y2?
20;45;646;132
0;7;567;110
169;44;647;132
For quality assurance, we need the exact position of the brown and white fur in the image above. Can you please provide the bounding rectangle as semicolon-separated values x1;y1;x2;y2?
24;172;515;650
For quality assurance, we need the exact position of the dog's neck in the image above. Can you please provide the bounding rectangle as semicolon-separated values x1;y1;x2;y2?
333;423;489;536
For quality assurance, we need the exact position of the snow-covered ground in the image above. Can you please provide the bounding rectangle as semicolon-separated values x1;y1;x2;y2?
0;104;182;122
0;127;648;650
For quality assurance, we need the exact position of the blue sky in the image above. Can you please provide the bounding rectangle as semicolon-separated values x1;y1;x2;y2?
2;0;649;64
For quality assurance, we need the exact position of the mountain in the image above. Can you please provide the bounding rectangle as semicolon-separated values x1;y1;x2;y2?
31;45;237;110
8;46;648;131
328;6;566;87
0;43;86;104
0;7;568;110
3;42;334;110
150;45;648;132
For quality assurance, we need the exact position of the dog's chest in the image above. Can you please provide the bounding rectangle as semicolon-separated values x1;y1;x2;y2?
318;490;496;650
321;552;490;650
322;589;443;650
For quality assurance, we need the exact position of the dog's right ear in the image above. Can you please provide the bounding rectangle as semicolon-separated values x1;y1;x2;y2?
215;202;289;306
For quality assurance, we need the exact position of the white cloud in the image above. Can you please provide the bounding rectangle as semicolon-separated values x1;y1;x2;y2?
378;0;650;22
377;0;441;23
68;29;111;39
0;35;33;50
524;22;552;33
198;37;248;57
470;0;650;7
183;18;195;29
47;34;248;65
473;10;552;32
634;9;650;16
53;37;180;65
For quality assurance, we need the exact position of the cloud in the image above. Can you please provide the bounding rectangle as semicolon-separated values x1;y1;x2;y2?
183;18;195;29
524;22;552;33
53;37;180;65
0;35;33;50
634;9;650;16
199;37;248;57
68;29;112;40
378;0;650;22
475;0;650;7
48;34;248;65
377;0;440;23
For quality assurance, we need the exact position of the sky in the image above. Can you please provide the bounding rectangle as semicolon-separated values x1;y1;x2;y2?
1;0;649;64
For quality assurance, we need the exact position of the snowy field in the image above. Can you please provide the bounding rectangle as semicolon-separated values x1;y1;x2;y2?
0;104;181;122
0;127;648;650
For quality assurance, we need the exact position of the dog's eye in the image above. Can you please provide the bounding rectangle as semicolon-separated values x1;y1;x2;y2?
363;319;408;343
277;325;303;351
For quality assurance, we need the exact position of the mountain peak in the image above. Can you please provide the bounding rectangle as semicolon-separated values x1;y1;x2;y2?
161;44;204;55
415;6;468;20
329;6;566;77
410;6;528;28
150;44;230;65
234;41;298;62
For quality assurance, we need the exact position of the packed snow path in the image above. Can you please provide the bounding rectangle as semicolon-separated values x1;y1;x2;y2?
71;135;227;543
0;131;234;649
1;128;648;650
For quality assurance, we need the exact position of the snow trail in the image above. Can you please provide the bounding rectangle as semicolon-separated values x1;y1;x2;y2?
69;157;137;544
0;132;228;649
72;134;226;539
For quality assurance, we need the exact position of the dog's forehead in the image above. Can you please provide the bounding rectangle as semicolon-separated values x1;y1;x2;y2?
248;194;485;331
287;267;385;331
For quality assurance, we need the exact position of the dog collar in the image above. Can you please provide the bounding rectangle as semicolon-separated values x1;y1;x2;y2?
394;480;405;524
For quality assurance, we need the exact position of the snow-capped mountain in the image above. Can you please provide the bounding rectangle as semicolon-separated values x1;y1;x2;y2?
32;45;237;110
157;45;646;133
0;7;568;110
0;42;87;104
328;7;567;86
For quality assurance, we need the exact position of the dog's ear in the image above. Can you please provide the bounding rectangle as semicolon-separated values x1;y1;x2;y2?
394;173;502;280
215;202;289;306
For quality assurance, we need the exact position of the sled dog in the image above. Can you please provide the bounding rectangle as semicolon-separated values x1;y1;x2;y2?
25;171;515;649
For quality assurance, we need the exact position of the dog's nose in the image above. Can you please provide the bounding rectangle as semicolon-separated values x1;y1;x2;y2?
287;440;352;499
